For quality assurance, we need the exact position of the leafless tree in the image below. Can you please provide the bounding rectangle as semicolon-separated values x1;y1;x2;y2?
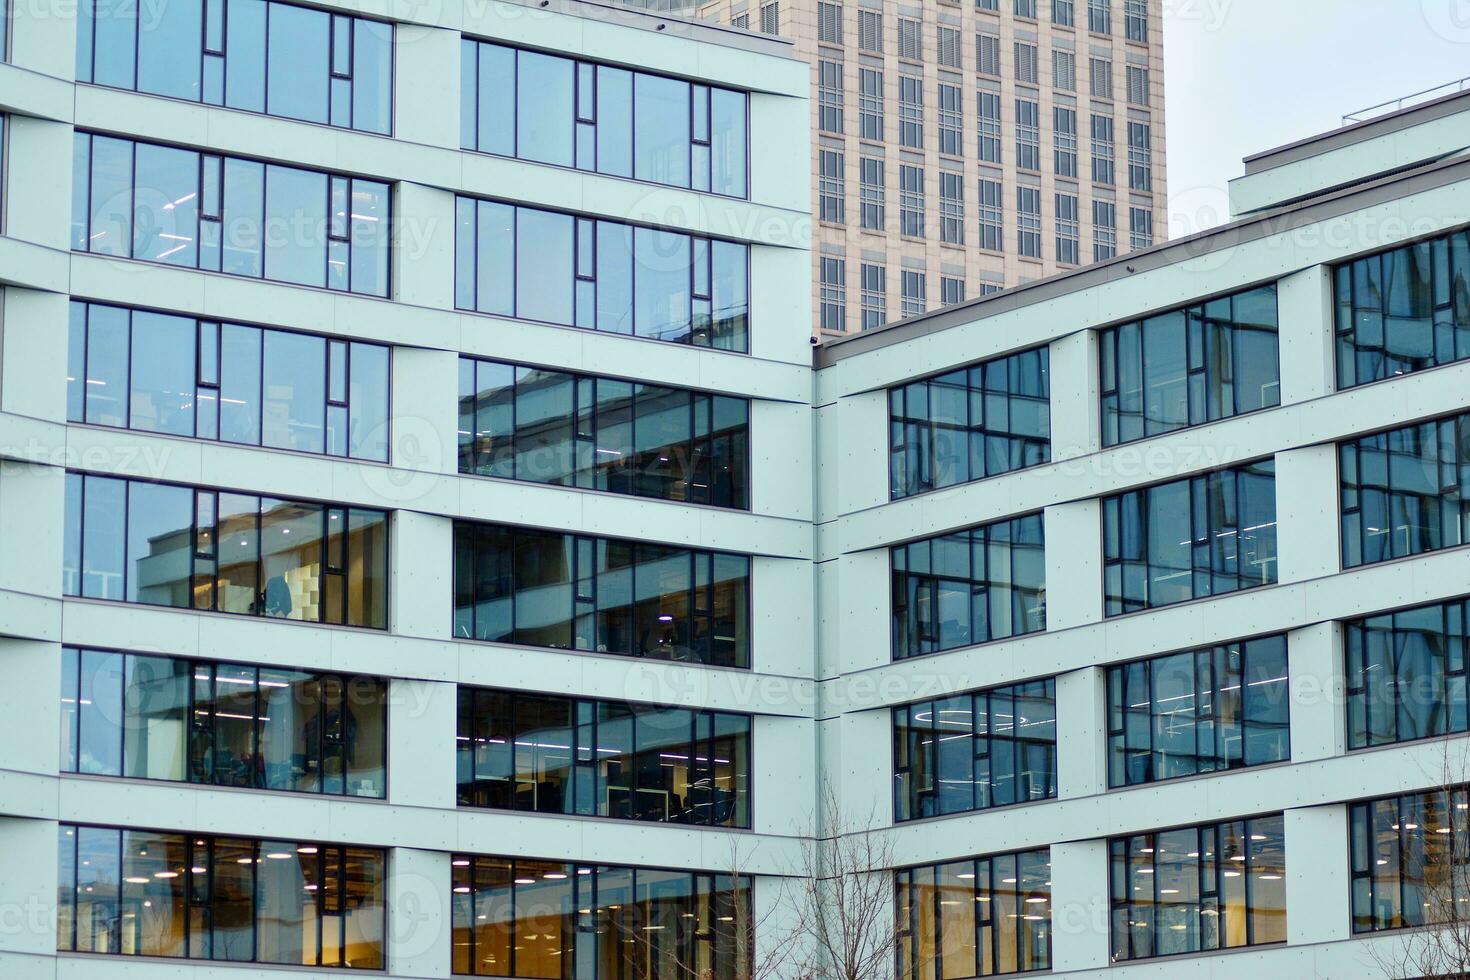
1367;734;1470;980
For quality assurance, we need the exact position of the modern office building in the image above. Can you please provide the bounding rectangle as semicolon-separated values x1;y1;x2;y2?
5;0;1470;973
694;0;1168;335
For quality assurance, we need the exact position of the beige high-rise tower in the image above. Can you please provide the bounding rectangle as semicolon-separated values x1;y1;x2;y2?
697;0;1168;335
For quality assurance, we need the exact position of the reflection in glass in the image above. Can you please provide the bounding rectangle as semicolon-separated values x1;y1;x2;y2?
72;133;390;297
1107;635;1290;787
1103;460;1277;615
63;472;389;629
453;195;749;352
1340;411;1470;568
1336;230;1470;388
457;687;750;827
453;521;749;668
1351;788;1470;934
890;345;1050;499
460;38;747;198
451;855;751;979
891;513;1046;659
68;301;389;461
1100;285;1279;446
457;357;749;509
58;825;386;968
1346;596;1470;749
76;0;393;134
1109;814;1285;960
894;680;1056;821
895;849;1051;979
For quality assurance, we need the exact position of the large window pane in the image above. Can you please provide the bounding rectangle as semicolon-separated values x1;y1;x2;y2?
122;654;190;780
129;310;195;436
136;0;201;99
516;208;574;325
634;73;691;187
132;142;199;266
125;481;193;607
262;331;327;454
517;51;574;167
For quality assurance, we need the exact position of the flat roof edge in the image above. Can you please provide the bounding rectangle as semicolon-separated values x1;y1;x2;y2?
815;153;1470;369
1241;88;1470;177
496;0;799;59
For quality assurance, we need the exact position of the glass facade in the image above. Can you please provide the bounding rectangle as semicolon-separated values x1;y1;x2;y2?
1340;410;1470;568
1109;814;1286;961
57;823;385;967
68;301;390;461
62;473;389;629
891;514;1046;660
460;38;748;198
457;357;748;509
451;856;751;979
457;688;749;827
71;133;390;296
888;346;1051;499
75;0;392;134
893;680;1056;822
1346;596;1470;748
454;196;749;351
61;647;387;797
894;849;1051;980
452;522;750;668
1103;461;1278;615
1335;229;1470;388
1107;635;1290;788
1100;285;1280;447
1351;788;1470;933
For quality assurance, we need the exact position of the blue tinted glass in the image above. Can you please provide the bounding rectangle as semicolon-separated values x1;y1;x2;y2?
516;208;574;324
82;475;126;600
477;44;515;156
348;343;390;461
125;481;193;605
137;0;202;99
711;89;747;197
263;164;326;287
596;67;633;178
88;136;133;257
475;201;514;316
93;0;137;88
460;38;477;148
71;134;91;249
261;330;326;454
634;228;690;341
224;0;266;112
132;142;199;267
596;222;634;334
220;323;262;445
352;20;393;135
517;51;574;167
129;311;196;437
266;3;330;124
83;304;128;427
634;74;690;187
711;241;747;352
348;180;390;297
75;0;95;82
67;303;86;422
222;158;265;277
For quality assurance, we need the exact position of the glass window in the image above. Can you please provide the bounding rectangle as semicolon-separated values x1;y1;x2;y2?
452;522;750;669
890;346;1050;498
451;856;752;978
76;0;392;134
1335;230;1470;388
1110;814;1285;960
894;680;1056;822
460;38;747;198
1103;460;1278;615
1108;635;1290;787
72;133;389;297
68;301;389;462
457;687;751;828
1351;787;1470;934
1340;410;1470;568
892;513;1047;659
58;825;387;968
896;849;1051;979
63;473;388;628
460;357;749;508
1346;596;1470;749
454;196;748;352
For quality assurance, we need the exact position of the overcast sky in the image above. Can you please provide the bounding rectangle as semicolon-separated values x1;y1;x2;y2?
1163;0;1470;235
